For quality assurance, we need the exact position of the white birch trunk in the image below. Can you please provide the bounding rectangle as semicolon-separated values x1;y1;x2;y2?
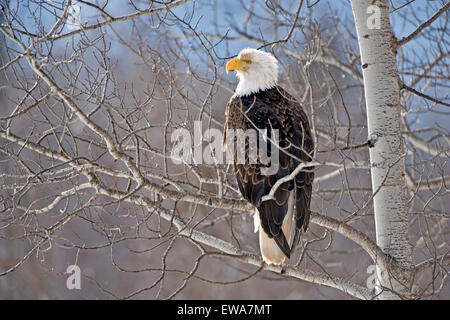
350;0;412;299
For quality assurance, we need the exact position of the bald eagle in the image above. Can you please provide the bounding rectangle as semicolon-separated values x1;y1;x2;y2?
223;48;314;265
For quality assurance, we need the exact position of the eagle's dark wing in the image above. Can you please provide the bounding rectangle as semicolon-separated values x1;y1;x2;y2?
224;86;314;258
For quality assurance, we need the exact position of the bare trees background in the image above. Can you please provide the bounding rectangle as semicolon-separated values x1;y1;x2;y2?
0;0;448;299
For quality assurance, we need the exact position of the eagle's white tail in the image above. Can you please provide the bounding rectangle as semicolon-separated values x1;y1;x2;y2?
259;191;295;265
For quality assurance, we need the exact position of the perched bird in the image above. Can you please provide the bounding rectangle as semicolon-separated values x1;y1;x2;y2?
223;48;314;265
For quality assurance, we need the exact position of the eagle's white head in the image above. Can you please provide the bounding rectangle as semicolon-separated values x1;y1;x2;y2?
226;48;278;97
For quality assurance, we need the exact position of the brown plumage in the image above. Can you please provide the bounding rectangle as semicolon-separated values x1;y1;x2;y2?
223;86;314;264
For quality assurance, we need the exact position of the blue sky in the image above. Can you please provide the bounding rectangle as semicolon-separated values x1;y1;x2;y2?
7;0;449;130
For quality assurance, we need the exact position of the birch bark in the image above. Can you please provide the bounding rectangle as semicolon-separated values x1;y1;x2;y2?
350;0;412;299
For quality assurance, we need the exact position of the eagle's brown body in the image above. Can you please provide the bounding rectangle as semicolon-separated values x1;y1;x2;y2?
223;86;314;263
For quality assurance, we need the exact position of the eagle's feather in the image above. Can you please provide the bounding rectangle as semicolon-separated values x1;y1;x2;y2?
224;86;314;264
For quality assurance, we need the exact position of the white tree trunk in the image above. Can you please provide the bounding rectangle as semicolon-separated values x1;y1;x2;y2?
350;0;412;299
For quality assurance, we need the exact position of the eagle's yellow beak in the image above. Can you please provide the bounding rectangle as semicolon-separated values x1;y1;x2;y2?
226;58;250;73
